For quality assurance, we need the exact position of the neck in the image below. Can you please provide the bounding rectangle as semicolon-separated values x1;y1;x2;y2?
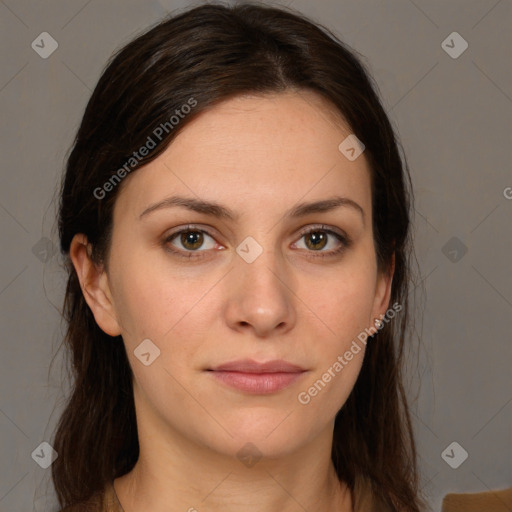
114;387;352;511
115;456;351;512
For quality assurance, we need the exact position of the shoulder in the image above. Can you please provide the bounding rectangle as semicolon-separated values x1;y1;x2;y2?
59;482;120;512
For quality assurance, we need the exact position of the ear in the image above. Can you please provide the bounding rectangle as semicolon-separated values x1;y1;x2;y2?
69;233;122;337
371;251;395;324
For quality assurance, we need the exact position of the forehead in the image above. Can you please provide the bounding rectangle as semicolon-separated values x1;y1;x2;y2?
113;90;372;223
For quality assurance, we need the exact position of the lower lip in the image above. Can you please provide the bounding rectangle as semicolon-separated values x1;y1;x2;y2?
209;371;306;394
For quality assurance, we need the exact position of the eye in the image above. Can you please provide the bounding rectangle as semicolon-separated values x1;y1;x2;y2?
163;224;351;260
293;225;350;257
164;225;221;259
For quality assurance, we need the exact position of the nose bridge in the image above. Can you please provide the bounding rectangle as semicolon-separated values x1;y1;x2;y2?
236;236;286;300
225;233;296;336
237;228;288;285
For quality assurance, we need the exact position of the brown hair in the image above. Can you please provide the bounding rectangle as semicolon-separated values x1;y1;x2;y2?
53;2;426;510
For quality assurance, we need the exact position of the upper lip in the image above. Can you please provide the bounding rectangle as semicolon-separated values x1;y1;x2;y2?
208;359;306;373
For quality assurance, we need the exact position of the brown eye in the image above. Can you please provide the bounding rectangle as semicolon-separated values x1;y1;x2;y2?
164;228;218;257
304;231;328;251
179;230;204;250
293;226;351;258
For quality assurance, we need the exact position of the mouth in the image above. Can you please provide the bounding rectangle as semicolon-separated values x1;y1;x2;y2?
206;359;307;394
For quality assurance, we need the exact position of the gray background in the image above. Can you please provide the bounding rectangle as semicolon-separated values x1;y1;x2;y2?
0;0;511;511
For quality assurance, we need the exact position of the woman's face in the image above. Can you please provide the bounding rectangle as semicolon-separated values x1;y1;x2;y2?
82;90;392;460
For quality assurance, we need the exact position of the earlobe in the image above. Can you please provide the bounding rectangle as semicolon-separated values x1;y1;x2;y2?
69;233;122;337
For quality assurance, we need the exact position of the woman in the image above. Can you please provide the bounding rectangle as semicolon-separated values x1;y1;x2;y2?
53;2;427;511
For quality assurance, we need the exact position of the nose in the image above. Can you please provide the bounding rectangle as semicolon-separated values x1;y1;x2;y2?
223;246;297;338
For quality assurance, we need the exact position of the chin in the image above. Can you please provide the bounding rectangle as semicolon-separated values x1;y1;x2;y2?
205;413;315;462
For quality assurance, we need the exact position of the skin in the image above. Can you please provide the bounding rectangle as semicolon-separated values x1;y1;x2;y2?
70;90;394;512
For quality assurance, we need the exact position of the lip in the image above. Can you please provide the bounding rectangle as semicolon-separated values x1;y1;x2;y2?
209;359;306;373
207;359;307;394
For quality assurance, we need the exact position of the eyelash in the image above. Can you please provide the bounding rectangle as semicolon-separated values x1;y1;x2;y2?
163;224;351;261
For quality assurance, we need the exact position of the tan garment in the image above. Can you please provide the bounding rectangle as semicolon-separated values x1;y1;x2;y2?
442;486;512;512
61;475;393;512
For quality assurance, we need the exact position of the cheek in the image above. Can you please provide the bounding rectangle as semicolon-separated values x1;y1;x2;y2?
109;244;175;332
110;254;217;368
296;251;376;407
302;265;377;343
296;278;373;419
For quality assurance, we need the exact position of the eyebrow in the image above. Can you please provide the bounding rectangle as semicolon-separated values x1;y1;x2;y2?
139;194;365;224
